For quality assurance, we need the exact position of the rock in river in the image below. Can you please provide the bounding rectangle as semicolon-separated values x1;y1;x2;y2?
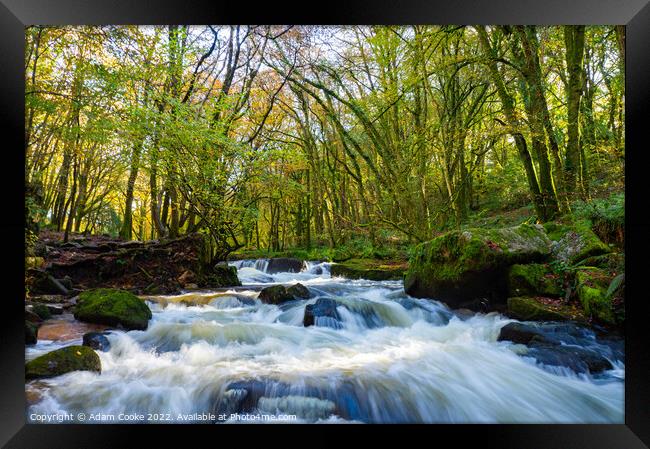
266;257;304;274
82;331;111;352
303;298;342;329
74;288;152;330
404;224;551;311
258;283;311;304
25;345;101;379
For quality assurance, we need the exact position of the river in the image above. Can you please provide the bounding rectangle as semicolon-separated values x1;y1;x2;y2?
26;260;624;423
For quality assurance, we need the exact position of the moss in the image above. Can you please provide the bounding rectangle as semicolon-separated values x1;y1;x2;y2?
576;252;624;274
25;345;101;379
404;224;551;308
575;268;618;326
508;264;563;298
549;220;610;265
330;258;407;281
507;296;584;322
31;304;52;320
204;264;241;287
74;288;152;330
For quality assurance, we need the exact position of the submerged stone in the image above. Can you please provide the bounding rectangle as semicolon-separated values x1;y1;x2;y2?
498;321;617;374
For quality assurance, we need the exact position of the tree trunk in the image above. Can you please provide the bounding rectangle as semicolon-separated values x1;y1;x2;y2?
564;26;586;194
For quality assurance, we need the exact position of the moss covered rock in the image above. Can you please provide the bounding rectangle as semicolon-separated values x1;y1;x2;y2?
286;283;311;299
330;259;407;281
25;345;101;379
576;252;624;272
204;263;241;288
508;264;563;298
507;296;585;322
575;268;621;326
258;283;311;304
74;288;152;330
404;224;551;310
545;221;610;265
30;304;52;320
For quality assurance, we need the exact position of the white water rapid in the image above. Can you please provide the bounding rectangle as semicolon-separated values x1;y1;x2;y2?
26;259;624;424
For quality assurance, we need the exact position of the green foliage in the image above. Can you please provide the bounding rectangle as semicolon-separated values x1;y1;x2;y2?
605;273;624;299
572;193;624;246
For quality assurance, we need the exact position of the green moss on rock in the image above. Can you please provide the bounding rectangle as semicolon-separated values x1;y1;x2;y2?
575;268;619;326
508;264;563;298
547;221;610;265
31;304;52;320
576;252;624;273
25;345;101;379
404;224;551;310
204;263;241;287
330;259;407;281
507;296;584;322
74;288;152;330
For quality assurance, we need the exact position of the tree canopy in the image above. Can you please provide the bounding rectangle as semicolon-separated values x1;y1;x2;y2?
25;25;625;262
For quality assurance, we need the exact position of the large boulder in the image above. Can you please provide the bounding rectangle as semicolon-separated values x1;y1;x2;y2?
330;259;407;281
266;258;304;274
303;298;342;329
544;222;610;266
74;288;152;330
506;296;585;322
507;264;563;298
404;224;551;311
575;268;622;326
25;345;101;379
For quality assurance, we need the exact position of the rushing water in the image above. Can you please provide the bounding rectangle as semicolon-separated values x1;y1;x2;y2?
26;260;624;424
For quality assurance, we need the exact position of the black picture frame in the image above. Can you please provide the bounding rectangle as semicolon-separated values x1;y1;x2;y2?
2;1;649;447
